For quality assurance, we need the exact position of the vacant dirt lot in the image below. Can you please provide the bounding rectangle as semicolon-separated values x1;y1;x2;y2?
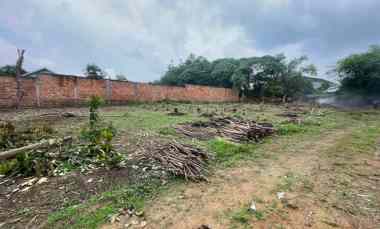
1;102;379;229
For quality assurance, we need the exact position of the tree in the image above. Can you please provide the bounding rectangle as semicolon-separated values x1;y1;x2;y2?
159;53;318;100
0;65;27;76
85;64;106;79
336;45;380;95
115;74;127;81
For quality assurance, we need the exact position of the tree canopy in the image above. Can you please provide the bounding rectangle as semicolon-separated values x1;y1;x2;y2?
85;64;106;80
159;54;317;99
115;74;127;81
0;65;27;76
336;45;380;95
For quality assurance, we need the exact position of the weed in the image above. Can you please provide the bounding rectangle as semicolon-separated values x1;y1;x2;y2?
230;207;264;226
80;96;123;167
46;178;161;229
277;123;308;135
277;172;299;192
231;208;252;224
158;126;177;136
207;138;260;166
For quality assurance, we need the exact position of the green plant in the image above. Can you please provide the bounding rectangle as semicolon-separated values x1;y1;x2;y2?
208;138;260;166
0;121;16;150
80;96;123;167
277;123;307;135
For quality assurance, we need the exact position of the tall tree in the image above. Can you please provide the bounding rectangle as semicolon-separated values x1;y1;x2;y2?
159;53;318;100
85;64;106;79
115;74;127;81
0;65;27;76
336;45;380;95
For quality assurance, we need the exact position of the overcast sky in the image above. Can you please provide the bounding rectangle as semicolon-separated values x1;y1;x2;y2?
1;0;379;82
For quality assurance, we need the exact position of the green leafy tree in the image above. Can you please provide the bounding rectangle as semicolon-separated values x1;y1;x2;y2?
0;65;27;76
159;53;318;100
116;74;127;81
85;64;106;80
336;45;380;95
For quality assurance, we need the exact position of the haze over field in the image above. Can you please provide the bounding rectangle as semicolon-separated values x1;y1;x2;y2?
0;0;379;81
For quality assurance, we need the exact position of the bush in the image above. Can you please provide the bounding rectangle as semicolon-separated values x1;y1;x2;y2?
277;123;307;135
80;96;123;167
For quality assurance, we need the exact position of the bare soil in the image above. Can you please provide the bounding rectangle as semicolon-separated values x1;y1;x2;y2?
105;127;380;229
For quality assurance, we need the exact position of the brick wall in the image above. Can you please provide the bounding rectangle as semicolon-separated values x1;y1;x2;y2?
0;74;239;108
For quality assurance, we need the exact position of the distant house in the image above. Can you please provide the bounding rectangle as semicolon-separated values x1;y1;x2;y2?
22;68;55;78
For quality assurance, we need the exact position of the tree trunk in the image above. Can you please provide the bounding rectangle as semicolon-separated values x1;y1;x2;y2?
15;49;25;109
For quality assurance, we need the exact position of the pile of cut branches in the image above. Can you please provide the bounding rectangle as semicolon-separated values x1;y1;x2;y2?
176;117;275;143
146;141;211;181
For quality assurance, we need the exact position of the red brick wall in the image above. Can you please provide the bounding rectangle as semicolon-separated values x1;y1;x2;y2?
0;76;37;108
0;74;239;108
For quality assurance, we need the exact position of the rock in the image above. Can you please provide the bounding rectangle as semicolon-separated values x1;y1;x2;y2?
249;201;257;211
124;223;131;228
87;178;94;183
37;177;48;185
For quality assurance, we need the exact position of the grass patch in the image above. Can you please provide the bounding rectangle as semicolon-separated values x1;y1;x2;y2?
276;172;299;192
207;138;262;166
43;106;380;228
326;122;380;157
103;111;200;132
231;208;264;224
46;179;161;229
158;126;177;136
277;123;308;135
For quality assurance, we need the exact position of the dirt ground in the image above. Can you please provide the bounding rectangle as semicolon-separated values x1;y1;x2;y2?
133;129;380;229
103;108;380;229
1;103;380;229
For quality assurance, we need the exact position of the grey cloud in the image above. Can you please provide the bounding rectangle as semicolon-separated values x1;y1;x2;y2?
0;0;379;81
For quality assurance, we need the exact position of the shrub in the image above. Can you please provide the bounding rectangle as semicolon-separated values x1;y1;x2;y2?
80;96;123;167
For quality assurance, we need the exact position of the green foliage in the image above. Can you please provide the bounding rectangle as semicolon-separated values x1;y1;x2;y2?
159;53;317;99
0;121;16;150
208;138;260;166
81;96;123;167
230;207;264;226
0;159;18;175
0;121;55;151
47;179;161;228
0;65;27;76
85;64;106;79
115;74;127;81
277;123;308;135
231;208;252;224
336;45;380;95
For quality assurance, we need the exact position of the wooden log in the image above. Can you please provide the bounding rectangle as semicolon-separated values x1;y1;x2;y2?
0;136;72;161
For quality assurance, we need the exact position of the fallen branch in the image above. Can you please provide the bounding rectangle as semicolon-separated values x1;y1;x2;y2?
147;141;211;181
0;136;72;161
176;117;275;143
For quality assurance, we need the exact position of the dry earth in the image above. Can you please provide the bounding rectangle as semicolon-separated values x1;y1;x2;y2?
104;127;380;229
